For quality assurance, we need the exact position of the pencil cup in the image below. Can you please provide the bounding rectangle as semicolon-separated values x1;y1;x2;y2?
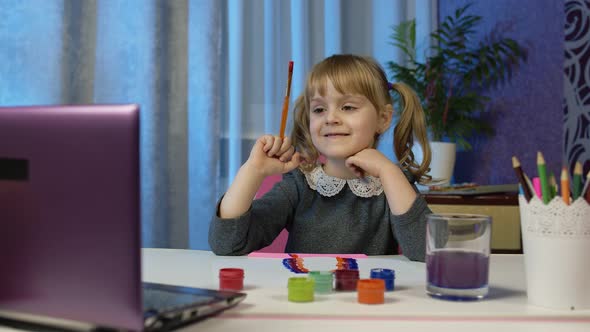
518;196;590;310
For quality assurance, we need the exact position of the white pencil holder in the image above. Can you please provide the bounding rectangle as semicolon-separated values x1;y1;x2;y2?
518;196;590;310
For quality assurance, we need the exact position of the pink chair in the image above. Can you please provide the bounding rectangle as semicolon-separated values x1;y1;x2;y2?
254;174;289;253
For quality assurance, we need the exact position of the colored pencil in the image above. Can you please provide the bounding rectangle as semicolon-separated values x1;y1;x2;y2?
560;167;570;205
511;156;533;201
549;172;557;199
582;170;590;204
532;177;542;200
537;152;551;204
572;161;583;200
524;174;535;198
279;61;294;139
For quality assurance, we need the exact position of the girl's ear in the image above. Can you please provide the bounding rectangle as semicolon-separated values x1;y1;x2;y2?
378;104;394;133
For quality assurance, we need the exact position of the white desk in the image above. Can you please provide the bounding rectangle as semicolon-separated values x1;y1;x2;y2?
142;249;589;332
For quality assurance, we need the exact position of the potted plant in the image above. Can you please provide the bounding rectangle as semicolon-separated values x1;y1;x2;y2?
388;3;526;183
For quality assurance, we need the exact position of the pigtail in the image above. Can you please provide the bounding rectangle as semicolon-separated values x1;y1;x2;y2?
391;82;432;184
290;95;318;173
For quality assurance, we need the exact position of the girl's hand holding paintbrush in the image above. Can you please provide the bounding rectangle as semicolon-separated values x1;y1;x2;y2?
219;61;297;218
246;135;302;178
220;135;301;219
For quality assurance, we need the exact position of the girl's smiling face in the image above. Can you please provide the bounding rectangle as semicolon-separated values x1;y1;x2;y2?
309;79;389;161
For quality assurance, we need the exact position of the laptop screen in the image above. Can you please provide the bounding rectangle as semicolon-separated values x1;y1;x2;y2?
0;104;144;330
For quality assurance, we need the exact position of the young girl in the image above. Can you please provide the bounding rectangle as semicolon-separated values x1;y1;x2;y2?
209;54;432;261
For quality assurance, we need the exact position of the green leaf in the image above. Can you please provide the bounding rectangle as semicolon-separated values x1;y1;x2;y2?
386;1;526;150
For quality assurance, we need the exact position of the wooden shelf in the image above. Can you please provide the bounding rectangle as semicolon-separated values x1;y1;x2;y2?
424;193;518;205
423;191;522;254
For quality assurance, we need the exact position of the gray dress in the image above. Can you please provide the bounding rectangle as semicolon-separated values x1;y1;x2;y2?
208;167;431;261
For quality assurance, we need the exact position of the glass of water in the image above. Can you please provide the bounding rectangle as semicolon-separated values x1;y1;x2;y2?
426;213;492;300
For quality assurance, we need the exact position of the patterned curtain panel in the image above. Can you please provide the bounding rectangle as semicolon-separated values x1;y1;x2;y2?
564;0;590;176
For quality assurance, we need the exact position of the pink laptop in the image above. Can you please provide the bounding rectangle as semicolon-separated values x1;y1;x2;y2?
0;104;245;331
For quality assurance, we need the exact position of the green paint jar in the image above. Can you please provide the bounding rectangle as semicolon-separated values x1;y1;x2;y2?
288;277;315;302
308;271;333;294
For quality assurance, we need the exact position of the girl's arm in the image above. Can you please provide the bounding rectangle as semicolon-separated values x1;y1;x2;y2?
219;162;266;218
219;135;301;218
345;148;429;261
378;163;417;214
209;170;301;255
344;148;416;214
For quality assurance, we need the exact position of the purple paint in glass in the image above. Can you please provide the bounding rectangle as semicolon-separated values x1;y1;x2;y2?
427;250;489;289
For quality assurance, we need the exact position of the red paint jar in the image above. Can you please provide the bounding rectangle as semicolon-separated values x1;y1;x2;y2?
334;269;359;291
219;268;244;291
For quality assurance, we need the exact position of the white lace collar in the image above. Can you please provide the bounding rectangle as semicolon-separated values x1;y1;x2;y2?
304;165;384;198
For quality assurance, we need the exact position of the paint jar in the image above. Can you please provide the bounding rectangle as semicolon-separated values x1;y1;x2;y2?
308;271;333;293
219;268;244;291
370;268;396;291
288;277;315;302
357;279;385;304
334;269;359;291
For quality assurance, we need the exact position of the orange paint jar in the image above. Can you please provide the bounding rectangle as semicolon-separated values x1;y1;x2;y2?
357;279;385;304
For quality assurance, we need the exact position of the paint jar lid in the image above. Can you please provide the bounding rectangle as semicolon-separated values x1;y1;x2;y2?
219;268;244;279
334;269;359;279
308;271;333;282
358;279;385;290
370;268;395;279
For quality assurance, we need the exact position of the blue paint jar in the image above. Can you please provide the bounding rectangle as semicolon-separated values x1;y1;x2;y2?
370;268;395;291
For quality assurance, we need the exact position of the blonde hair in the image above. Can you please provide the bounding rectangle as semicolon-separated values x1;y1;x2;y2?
291;54;432;183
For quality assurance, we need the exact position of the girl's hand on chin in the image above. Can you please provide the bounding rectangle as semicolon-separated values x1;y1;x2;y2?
345;148;396;179
246;135;302;177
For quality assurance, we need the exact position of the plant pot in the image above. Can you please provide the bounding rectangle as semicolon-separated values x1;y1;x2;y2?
428;141;456;185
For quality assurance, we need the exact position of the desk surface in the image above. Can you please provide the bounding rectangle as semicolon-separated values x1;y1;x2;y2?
141;249;589;332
